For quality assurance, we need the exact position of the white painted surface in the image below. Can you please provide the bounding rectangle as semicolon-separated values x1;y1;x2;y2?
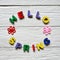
0;0;60;60
0;0;60;5
0;6;60;26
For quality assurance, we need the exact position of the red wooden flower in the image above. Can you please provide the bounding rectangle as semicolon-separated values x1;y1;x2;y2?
7;26;16;35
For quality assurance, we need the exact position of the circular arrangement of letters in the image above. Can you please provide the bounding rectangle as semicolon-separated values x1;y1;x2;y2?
7;10;51;53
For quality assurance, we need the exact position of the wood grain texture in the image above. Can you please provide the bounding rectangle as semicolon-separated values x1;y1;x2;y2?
0;0;60;5
0;0;60;60
0;6;60;26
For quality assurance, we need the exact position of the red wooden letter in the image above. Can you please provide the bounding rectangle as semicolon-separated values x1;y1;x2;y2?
17;11;24;19
32;44;35;52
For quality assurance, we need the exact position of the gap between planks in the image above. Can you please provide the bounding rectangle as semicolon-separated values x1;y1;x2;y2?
0;26;60;27
0;5;60;6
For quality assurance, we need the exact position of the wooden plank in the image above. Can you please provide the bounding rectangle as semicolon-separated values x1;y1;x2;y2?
0;1;60;60
0;0;60;5
0;46;60;60
0;27;60;47
0;6;60;26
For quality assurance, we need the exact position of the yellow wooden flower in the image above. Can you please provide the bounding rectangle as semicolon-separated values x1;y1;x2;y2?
42;16;50;24
9;37;16;45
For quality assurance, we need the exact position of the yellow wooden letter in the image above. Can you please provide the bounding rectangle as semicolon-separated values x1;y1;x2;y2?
36;42;44;51
9;37;16;45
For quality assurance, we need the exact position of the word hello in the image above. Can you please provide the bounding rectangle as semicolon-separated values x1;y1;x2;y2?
9;37;50;52
9;10;50;25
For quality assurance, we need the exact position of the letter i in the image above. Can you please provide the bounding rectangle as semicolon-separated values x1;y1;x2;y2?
32;44;35;52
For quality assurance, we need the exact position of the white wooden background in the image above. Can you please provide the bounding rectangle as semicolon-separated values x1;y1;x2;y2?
0;0;60;60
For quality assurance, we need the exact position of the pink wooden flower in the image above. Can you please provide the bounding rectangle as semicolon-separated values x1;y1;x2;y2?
43;26;51;35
